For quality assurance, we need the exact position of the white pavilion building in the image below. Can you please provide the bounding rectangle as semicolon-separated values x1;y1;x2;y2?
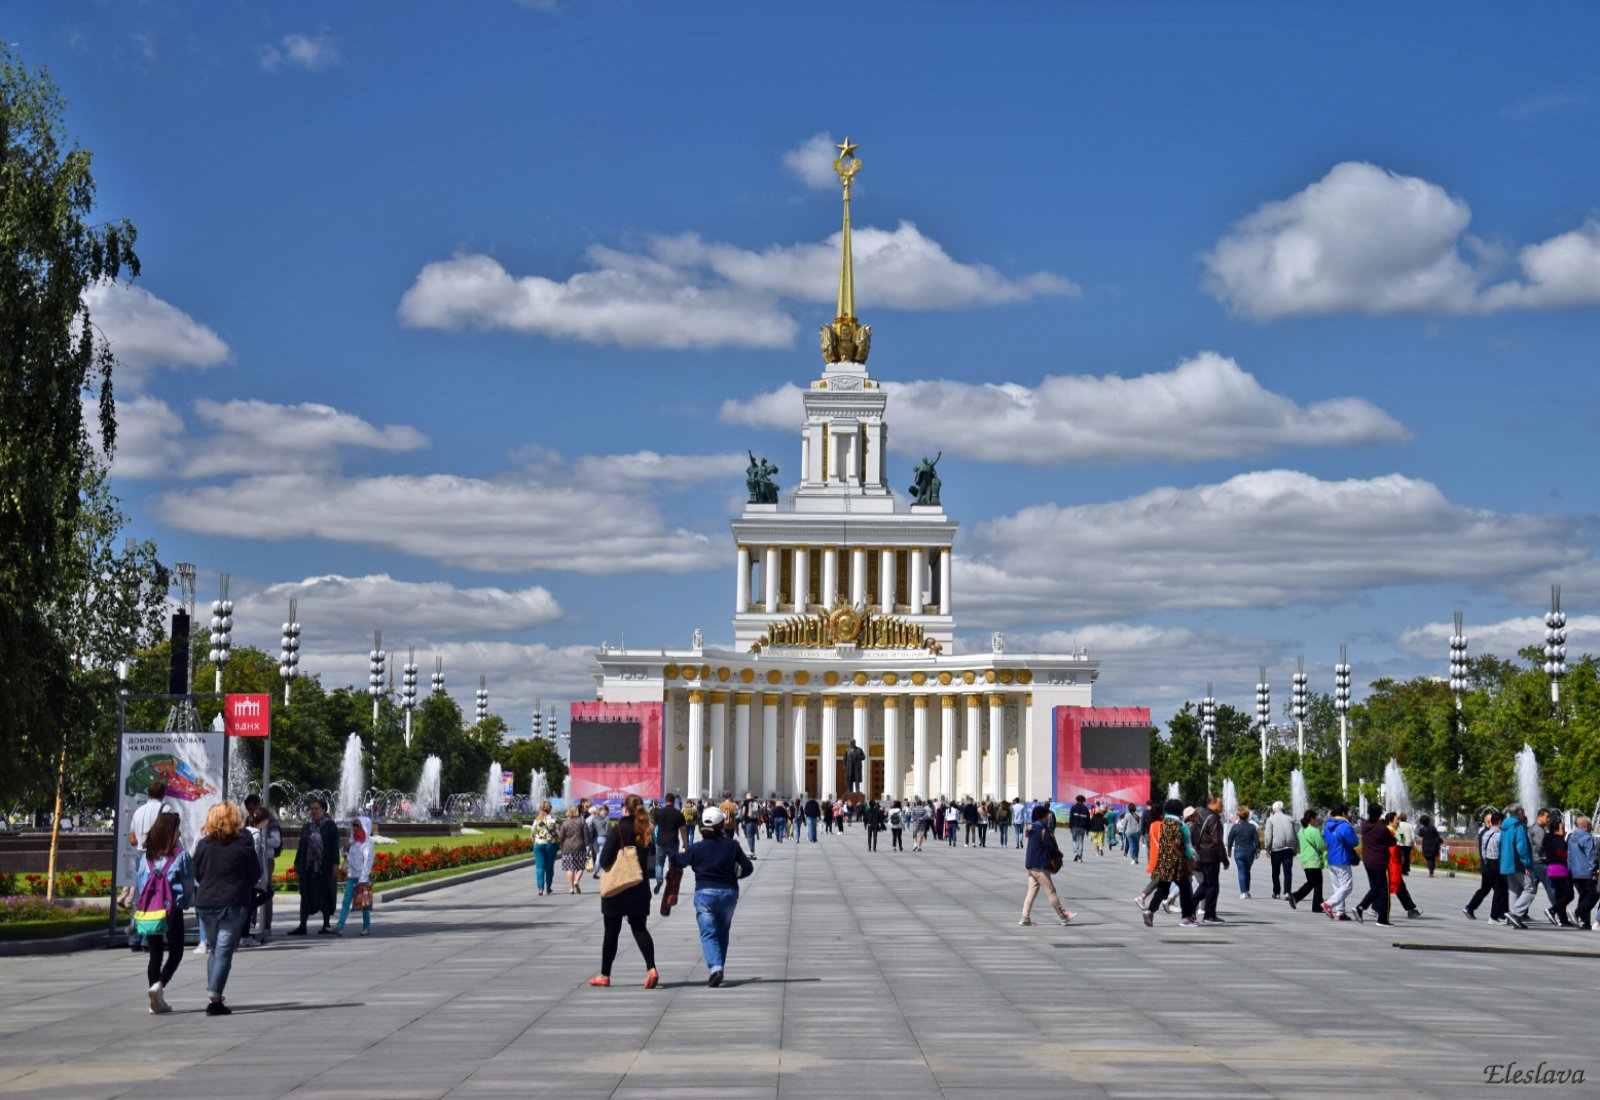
590;139;1097;803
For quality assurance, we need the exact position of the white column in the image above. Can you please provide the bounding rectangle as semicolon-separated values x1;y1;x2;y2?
964;695;981;800
909;548;926;614
790;694;809;795
853;696;870;802
939;696;956;799
708;691;727;797
822;548;839;607
880;547;896;611
1022;694;1034;800
883;697;901;802
733;692;752;795
663;690;678;797
940;548;953;615
761;693;780;796
687;690;706;799
793;546;810;610
764;546;781;611
987;693;1005;801
821;696;839;800
912;696;929;799
735;545;750;614
850;546;867;607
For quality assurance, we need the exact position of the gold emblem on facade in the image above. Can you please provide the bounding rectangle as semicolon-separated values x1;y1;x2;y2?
751;598;940;653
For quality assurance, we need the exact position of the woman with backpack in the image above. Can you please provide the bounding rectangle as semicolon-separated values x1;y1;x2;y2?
887;800;905;851
133;808;195;1014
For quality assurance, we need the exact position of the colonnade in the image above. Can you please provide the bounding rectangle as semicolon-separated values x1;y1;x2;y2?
678;689;1031;803
735;544;952;616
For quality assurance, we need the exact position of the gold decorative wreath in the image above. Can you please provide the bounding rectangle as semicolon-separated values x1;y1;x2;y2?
828;603;863;644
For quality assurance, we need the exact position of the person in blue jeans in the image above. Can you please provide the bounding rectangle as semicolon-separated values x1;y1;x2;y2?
669;806;754;987
804;796;820;843
191;801;262;1016
1225;807;1260;898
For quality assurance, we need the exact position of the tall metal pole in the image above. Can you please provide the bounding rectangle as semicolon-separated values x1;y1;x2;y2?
1292;656;1308;760
1202;683;1216;798
1544;585;1567;709
1335;645;1351;797
1255;668;1270;777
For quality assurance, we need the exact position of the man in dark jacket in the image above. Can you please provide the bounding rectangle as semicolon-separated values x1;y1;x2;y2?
1354;803;1395;926
804;795;821;842
1192;796;1230;922
1067;795;1091;861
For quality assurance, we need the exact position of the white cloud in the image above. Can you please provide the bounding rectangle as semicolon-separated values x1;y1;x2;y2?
1478;219;1600;310
570;451;747;488
103;397;428;480
259;29;338;72
398;223;1073;350
154;470;722;575
958;470;1588;626
782;133;843;190
1397;613;1600;663
231;573;563;645
720;352;1408;465
1202;161;1600;319
83;282;230;376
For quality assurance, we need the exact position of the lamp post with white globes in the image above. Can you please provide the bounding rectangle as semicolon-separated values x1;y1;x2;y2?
1255;668;1271;777
1335;646;1352;796
278;599;301;705
1201;684;1216;796
401;646;419;747
1545;585;1567;708
368;632;386;732
209;575;233;693
476;676;489;724
1292;656;1309;760
431;656;445;696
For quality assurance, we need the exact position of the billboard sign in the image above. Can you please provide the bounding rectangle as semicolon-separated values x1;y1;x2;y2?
1052;706;1152;806
500;771;514;807
568;701;663;812
117;730;226;882
223;693;271;737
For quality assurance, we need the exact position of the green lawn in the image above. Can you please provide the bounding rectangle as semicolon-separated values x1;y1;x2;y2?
0;907;125;944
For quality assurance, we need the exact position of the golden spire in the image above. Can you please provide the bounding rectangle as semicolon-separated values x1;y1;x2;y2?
821;136;871;365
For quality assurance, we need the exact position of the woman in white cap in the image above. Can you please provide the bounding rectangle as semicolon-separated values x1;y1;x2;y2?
668;805;754;987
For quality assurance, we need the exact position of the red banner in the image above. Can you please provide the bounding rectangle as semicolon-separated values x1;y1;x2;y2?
224;693;271;737
568;701;663;809
1052;705;1151;805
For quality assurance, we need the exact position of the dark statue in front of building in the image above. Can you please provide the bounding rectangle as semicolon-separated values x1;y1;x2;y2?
844;739;867;792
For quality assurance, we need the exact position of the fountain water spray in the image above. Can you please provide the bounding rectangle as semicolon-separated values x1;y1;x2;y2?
529;769;548;811
411;755;442;822
483;761;504;819
1221;778;1238;828
1381;758;1413;819
337;733;365;819
1290;768;1309;824
1514;743;1542;816
1167;781;1180;802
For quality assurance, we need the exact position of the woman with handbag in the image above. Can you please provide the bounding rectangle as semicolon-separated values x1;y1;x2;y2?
1019;803;1075;926
335;815;374;936
590;793;659;989
560;805;591;894
133;808;195;1014
530;800;560;897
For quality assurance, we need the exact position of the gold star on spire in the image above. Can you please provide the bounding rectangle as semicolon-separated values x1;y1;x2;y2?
835;136;859;160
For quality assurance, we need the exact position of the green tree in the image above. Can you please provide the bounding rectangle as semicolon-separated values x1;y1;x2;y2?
1;50;142;813
502;734;569;801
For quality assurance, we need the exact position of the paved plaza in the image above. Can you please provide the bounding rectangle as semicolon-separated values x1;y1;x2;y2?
1;832;1595;1099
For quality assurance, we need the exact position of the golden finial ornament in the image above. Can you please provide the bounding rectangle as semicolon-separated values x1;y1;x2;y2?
821;136;871;366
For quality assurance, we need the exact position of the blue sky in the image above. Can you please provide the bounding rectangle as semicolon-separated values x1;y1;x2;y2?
15;2;1600;730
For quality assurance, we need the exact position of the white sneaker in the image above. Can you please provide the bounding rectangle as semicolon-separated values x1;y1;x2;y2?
239;936;261;948
192;944;208;956
1241;892;1251;900
1133;895;1147;909
147;983;163;1014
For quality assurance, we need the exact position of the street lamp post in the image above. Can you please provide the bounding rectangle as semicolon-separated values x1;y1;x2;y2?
209;574;232;693
278;598;301;705
1292;656;1308;760
431;656;445;696
1255;668;1271;777
368;631;386;731
1544;585;1567;708
1335;645;1352;796
401;646;418;747
476;676;489;724
1201;684;1216;796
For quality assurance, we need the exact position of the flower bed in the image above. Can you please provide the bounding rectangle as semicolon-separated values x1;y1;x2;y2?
0;872;113;899
1;894;109;924
273;836;532;888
